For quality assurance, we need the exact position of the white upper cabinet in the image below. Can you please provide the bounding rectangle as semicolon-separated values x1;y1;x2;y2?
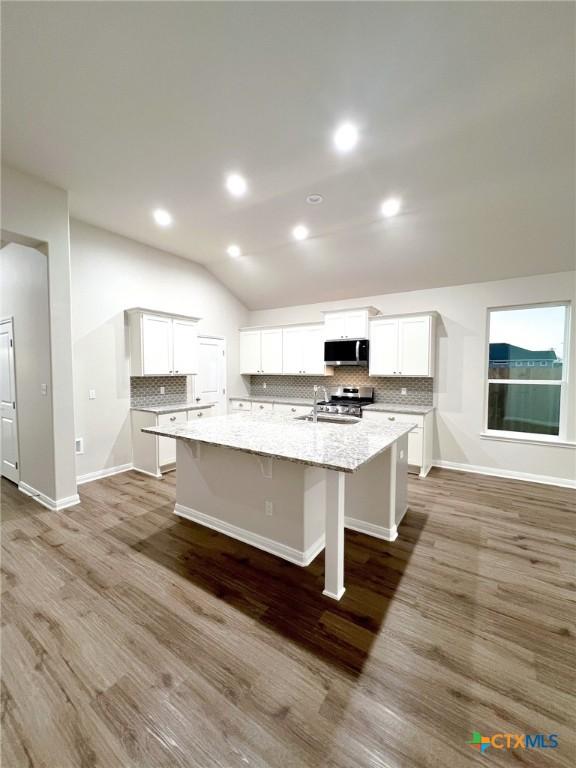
398;316;432;376
301;326;325;374
240;330;261;374
282;325;325;375
323;308;376;340
240;328;283;374
142;314;172;375
128;310;199;376
172;319;198;374
369;318;399;375
282;327;304;374
260;329;283;373
369;314;435;377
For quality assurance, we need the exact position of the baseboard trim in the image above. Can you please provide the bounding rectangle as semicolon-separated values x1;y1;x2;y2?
432;460;576;489
77;463;133;485
174;502;325;566
345;516;398;542
18;481;80;511
323;587;346;601
131;467;163;479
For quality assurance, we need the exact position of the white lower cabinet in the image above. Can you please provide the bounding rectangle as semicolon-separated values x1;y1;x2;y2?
132;406;215;477
362;409;434;477
229;399;310;418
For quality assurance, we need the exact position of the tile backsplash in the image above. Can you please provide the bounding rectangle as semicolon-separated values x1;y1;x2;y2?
250;369;433;406
130;375;189;407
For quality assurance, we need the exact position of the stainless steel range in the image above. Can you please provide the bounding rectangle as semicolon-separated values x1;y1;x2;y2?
317;386;374;418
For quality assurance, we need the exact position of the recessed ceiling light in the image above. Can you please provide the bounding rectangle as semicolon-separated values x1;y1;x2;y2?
225;173;248;197
333;122;359;153
306;193;324;205
292;224;309;241
381;197;402;218
227;244;241;258
153;208;173;227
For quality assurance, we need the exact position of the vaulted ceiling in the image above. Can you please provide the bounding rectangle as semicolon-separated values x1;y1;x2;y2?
2;1;574;309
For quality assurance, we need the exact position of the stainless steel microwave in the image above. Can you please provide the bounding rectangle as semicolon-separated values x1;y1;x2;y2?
324;339;369;366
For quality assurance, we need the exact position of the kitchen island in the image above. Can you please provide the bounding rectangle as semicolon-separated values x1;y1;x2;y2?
144;412;413;600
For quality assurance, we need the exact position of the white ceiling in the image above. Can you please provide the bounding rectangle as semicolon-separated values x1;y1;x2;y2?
2;2;574;310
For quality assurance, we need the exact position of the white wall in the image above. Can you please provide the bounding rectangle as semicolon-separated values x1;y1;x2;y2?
0;244;54;496
70;219;249;479
249;271;576;484
1;166;77;504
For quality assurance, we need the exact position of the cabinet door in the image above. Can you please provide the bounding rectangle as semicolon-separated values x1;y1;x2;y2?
142;314;172;375
302;326;324;374
282;327;304;374
172;319;198;374
157;411;188;466
407;430;423;466
240;331;261;374
398;316;431;376
260;329;283;373
324;313;347;340
344;311;368;339
369;319;399;375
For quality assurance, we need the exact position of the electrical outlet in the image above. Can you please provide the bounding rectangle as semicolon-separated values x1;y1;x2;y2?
75;437;84;455
89;389;96;400
401;387;407;395
265;501;274;516
263;382;267;389
160;386;165;395
400;449;405;460
40;383;48;396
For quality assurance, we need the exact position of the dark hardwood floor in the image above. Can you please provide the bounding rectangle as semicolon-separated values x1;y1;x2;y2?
1;468;574;767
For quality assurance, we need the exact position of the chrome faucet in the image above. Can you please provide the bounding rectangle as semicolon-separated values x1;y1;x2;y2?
312;386;319;423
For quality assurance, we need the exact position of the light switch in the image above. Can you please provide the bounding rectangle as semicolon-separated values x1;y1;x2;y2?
40;383;48;396
89;389;96;400
401;388;407;395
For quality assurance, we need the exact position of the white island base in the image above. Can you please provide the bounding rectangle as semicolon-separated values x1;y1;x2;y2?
173;434;408;600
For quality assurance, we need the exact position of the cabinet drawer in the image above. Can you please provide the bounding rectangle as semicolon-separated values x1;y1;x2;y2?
230;400;252;411
273;403;311;417
157;411;189;427
187;408;213;420
363;411;424;429
252;401;274;413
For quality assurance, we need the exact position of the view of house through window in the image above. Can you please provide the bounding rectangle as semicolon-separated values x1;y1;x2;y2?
487;304;568;437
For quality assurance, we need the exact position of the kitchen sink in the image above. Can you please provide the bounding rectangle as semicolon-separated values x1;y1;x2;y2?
294;413;360;425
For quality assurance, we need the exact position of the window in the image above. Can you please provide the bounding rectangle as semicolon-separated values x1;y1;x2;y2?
486;303;569;439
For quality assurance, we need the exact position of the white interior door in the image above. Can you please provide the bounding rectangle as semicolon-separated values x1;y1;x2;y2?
398;316;431;375
142;314;172;374
369;318;399;375
196;337;226;415
0;319;19;483
172;319;198;374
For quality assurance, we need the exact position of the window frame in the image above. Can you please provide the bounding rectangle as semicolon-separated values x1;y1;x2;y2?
483;301;571;442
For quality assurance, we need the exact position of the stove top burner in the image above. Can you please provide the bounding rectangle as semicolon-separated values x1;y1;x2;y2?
317;387;374;417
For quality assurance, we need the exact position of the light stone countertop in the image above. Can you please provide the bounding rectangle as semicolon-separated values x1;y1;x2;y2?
131;402;215;414
229;395;314;406
363;403;435;415
143;411;413;473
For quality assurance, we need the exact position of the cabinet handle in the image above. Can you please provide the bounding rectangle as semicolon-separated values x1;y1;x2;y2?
197;411;203;417
259;404;264;409
388;416;396;421
175;370;179;373
170;416;176;421
291;407;296;412
239;403;244;408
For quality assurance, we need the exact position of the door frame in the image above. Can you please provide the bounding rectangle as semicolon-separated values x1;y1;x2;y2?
196;335;227;414
0;316;20;483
